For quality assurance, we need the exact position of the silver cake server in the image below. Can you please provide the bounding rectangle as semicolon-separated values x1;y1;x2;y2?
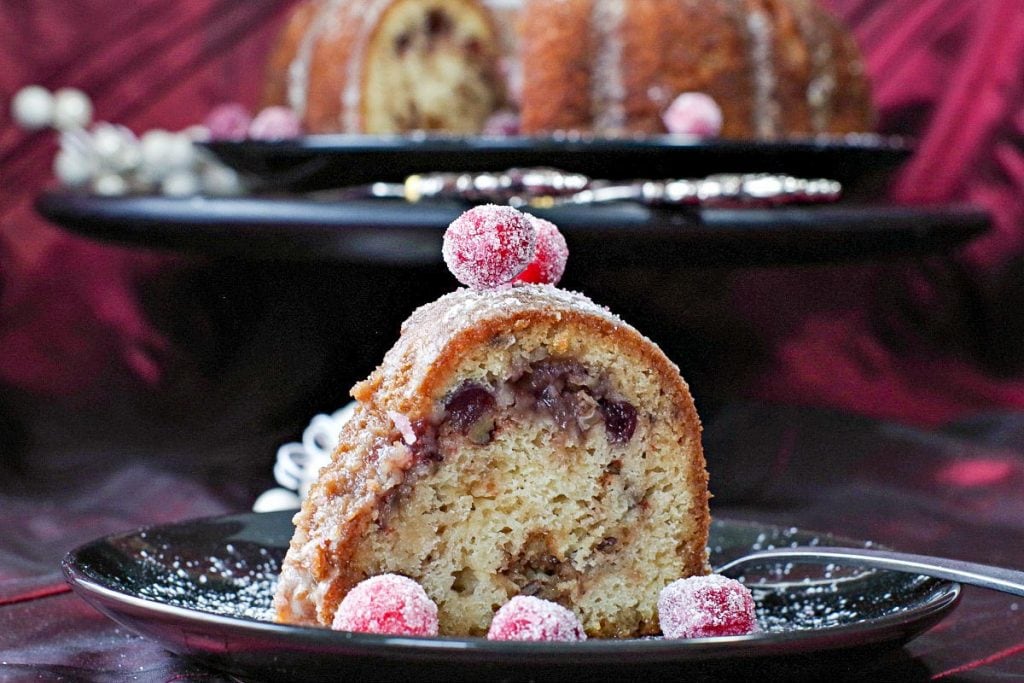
343;167;842;208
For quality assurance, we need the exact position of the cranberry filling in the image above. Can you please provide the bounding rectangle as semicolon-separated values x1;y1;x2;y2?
439;359;637;446
426;9;453;38
598;399;638;444
394;32;413;56
444;382;496;437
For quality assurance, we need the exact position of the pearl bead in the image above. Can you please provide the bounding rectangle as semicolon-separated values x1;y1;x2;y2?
181;124;211;142
201;163;244;196
161;170;201;197
163;132;197;170
92;173;128;196
11;85;54;130
252;488;301;513
91;122;141;172
52;87;94;130
138;129;178;182
53;149;95;187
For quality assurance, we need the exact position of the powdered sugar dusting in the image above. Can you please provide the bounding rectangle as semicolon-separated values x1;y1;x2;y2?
386;285;635;408
129;537;280;622
487;595;586;641
658;574;758;639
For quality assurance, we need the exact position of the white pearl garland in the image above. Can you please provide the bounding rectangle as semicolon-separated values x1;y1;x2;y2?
53;149;96;187
11;84;248;197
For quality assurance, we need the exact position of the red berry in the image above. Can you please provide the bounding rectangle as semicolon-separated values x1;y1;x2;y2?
657;574;757;639
482;110;521;137
487;595;586;641
514;215;568;285
662;92;723;137
442;205;536;290
204;103;252;142
331;574;439;636
248;106;302;140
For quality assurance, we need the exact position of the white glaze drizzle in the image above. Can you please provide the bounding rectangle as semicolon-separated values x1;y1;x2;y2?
794;0;836;134
590;0;627;134
341;0;394;132
287;0;346;119
745;8;780;139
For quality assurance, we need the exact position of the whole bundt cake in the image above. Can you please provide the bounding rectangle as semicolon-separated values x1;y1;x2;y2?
263;0;505;134
518;0;875;139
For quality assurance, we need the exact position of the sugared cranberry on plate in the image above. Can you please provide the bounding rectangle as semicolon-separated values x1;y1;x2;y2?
657;574;757;638
487;595;587;642
332;574;439;636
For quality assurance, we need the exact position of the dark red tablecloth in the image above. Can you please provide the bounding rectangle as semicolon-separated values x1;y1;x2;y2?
3;404;1024;680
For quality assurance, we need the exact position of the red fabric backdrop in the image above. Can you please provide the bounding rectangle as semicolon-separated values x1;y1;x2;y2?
1;0;1022;426
732;0;1024;424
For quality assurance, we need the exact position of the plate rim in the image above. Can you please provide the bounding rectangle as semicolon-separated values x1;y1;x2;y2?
199;132;915;196
201;131;914;156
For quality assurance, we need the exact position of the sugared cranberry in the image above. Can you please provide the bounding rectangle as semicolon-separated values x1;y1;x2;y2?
332;574;439;636
248;106;302;140
442;205;536;290
444;382;496;439
487;595;586;641
662;92;723;137
482;110;521;137
204;103;252;141
658;574;758;639
514;215;568;285
599;399;637;443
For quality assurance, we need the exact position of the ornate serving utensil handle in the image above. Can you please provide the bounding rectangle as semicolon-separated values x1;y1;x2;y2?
364;167;842;207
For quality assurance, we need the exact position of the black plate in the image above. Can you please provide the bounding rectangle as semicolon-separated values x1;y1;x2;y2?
36;191;988;267
62;511;960;682
201;133;912;198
